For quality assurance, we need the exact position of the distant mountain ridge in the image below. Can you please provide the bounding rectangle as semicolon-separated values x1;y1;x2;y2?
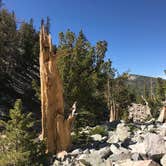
127;74;166;96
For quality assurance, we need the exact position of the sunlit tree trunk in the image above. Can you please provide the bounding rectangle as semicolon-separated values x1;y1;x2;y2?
109;100;119;122
39;23;76;153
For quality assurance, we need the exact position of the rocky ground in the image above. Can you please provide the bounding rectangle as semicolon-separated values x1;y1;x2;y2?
52;120;166;166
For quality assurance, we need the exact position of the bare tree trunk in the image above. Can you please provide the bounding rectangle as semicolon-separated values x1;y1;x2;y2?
109;104;114;122
109;100;119;122
39;23;76;153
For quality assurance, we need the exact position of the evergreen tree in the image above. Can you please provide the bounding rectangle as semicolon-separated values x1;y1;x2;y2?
57;30;110;127
0;99;48;166
156;77;166;101
0;8;18;73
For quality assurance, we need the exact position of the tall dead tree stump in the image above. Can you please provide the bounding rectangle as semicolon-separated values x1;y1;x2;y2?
39;22;76;153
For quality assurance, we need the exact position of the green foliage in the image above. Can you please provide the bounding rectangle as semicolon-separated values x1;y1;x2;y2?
147;98;162;119
90;126;108;136
0;99;49;166
0;8;17;73
72;132;93;148
0;6;40;117
106;72;136;120
57;29;110;127
32;79;41;101
156;77;166;101
127;124;138;133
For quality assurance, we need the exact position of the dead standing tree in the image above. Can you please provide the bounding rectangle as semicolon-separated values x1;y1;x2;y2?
39;22;77;154
106;78;119;122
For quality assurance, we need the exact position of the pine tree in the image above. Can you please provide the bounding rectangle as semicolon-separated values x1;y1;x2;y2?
57;30;109;128
0;99;48;166
156;77;166;101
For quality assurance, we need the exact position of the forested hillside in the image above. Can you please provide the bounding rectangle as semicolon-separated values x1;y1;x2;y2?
127;74;166;102
0;7;40;120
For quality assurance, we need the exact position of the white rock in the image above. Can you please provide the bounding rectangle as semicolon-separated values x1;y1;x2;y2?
159;124;166;136
129;143;146;154
116;123;130;142
128;103;152;123
107;133;119;144
141;125;146;131
147;125;155;131
71;148;82;155
78;151;105;166
114;159;160;166
56;151;67;160
98;146;111;158
110;144;129;155
110;144;120;154
161;154;166;166
144;133;166;156
90;134;102;141
53;159;60;166
108;123;130;143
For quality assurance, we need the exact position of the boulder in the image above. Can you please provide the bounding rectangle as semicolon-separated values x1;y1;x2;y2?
129;143;146;154
78;152;105;166
116;123;130;142
107;123;130;143
131;153;143;161
98;146;112;159
107;133;119;144
159;123;166;136
128;103;152;123
110;144;129;155
160;154;166;166
115;159;160;166
109;153;131;162
144;133;166;158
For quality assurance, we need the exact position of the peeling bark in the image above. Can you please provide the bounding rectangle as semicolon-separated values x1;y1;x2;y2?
39;23;76;153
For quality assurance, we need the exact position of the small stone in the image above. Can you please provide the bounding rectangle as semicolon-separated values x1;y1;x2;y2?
83;149;90;154
147;125;155;131
71;148;82;155
90;134;102;141
141;125;146;131
53;159;60;166
56;151;67;160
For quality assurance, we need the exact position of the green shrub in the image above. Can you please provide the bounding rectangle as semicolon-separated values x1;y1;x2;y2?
90;126;108;136
127;124;138;133
72;132;93;147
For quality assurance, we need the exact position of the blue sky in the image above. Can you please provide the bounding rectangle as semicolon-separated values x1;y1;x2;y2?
4;0;166;78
